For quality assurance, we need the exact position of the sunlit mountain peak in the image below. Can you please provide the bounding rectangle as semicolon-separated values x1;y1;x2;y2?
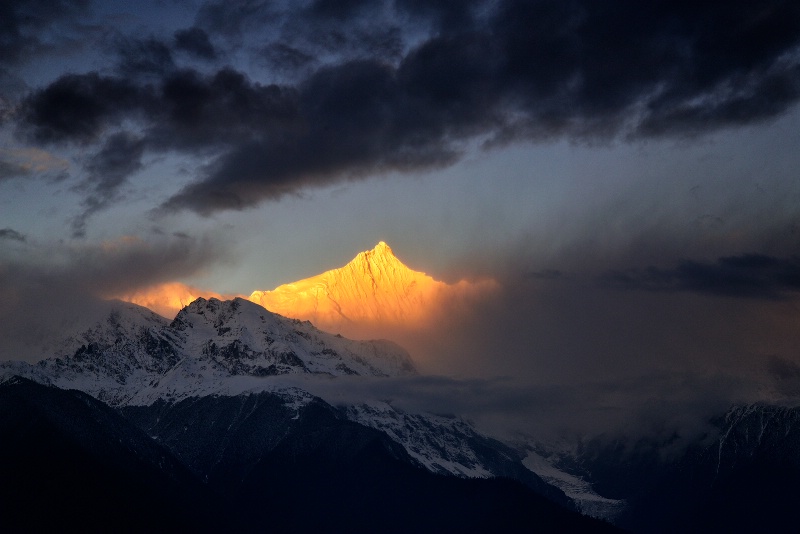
113;242;497;339
248;242;443;329
371;241;392;254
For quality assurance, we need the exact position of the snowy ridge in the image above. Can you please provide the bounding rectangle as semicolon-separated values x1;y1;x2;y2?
714;403;800;476
0;296;570;496
1;297;416;406
522;451;625;520
345;401;495;478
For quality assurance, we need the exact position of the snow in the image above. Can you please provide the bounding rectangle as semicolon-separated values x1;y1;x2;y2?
522;451;625;520
0;295;581;497
345;400;498;479
0;297;416;407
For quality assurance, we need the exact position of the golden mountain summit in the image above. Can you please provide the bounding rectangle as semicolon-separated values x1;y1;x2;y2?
249;242;444;329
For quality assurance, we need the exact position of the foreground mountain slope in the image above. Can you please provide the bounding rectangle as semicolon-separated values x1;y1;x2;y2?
123;388;616;533
239;401;617;534
0;297;575;505
0;376;617;533
0;377;216;532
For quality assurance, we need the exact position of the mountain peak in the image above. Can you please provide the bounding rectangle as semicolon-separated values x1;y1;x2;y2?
350;241;406;273
249;242;443;328
372;241;393;255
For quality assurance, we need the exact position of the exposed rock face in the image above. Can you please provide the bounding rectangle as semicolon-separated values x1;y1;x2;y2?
249;242;447;329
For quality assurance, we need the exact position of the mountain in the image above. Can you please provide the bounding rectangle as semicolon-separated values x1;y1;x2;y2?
0;295;620;532
533;403;800;533
0;375;615;533
0;376;217;532
4;288;799;531
249;241;444;327
248;241;496;337
3;297;416;406
0;297;583;510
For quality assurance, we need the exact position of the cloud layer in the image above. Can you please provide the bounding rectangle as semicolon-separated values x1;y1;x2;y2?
4;0;799;227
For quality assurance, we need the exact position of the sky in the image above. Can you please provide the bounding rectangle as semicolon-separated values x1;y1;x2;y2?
2;0;800;442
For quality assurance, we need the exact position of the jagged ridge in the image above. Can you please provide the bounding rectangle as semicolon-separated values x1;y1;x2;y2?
2;296;416;406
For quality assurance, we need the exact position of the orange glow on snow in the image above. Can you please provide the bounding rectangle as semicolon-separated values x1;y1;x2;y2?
115;282;242;319
248;242;498;338
115;242;498;339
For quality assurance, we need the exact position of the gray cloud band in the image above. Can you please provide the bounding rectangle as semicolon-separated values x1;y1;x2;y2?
8;0;800;221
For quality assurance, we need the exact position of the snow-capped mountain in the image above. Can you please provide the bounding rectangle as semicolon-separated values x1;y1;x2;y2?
2;296;415;406
8;292;797;530
521;449;626;521
1;376;614;533
249;241;447;327
1;295;570;506
248;241;497;338
529;402;800;532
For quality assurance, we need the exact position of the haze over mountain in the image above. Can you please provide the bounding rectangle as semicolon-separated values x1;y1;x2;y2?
3;292;799;530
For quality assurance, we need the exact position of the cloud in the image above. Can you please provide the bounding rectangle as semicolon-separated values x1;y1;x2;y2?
0;233;231;361
111;281;240;319
115;37;176;78
10;1;800;218
19;72;149;144
0;228;26;242
420;277;800;443
0;159;30;180
195;0;279;38
602;254;800;299
0;0;90;65
71;132;146;237
262;43;317;73
173;27;216;60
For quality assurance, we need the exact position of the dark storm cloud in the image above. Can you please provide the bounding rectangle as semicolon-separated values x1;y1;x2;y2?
0;228;26;242
83;132;146;196
115;37;176;78
173;27;216;60
603;254;800;299
0;67;27;100
195;0;278;38
395;0;483;33
306;0;374;21
72;132;146;237
19;73;149;144
262;43;316;72
12;0;800;216
0;0;89;65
